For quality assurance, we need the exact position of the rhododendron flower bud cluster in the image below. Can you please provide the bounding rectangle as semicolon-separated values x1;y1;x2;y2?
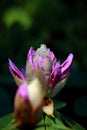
8;44;73;126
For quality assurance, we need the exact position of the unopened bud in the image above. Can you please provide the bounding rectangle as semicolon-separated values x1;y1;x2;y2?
14;78;44;127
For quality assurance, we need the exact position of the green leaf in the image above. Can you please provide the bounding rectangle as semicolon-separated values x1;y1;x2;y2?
61;114;85;130
0;111;85;130
55;111;86;130
36;118;45;130
45;115;70;130
0;113;17;130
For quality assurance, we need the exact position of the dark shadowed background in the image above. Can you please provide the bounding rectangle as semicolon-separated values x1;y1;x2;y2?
0;0;87;129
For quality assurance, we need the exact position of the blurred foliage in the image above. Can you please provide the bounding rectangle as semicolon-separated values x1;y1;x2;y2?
0;0;87;129
0;101;85;130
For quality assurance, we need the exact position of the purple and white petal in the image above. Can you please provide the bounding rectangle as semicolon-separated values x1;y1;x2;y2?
50;51;57;64
41;57;52;74
27;47;35;67
49;77;68;98
8;59;25;80
61;53;74;79
49;61;61;88
16;83;29;102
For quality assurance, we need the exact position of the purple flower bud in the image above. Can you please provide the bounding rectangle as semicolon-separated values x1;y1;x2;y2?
8;44;74;124
8;44;74;99
26;44;53;83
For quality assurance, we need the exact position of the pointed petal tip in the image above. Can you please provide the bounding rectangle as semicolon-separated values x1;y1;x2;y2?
61;53;74;80
67;53;74;67
8;58;25;81
8;58;15;70
8;58;10;62
8;58;15;69
27;47;34;56
68;53;74;60
27;47;35;66
8;58;14;72
8;58;12;65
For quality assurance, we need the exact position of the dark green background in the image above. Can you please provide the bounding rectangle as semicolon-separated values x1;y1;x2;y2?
0;0;87;129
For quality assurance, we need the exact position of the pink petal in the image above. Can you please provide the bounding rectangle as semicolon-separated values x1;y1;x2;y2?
61;53;74;79
50;51;56;63
49;76;68;98
27;47;35;66
16;83;29;102
49;61;61;88
8;59;25;80
40;56;51;73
